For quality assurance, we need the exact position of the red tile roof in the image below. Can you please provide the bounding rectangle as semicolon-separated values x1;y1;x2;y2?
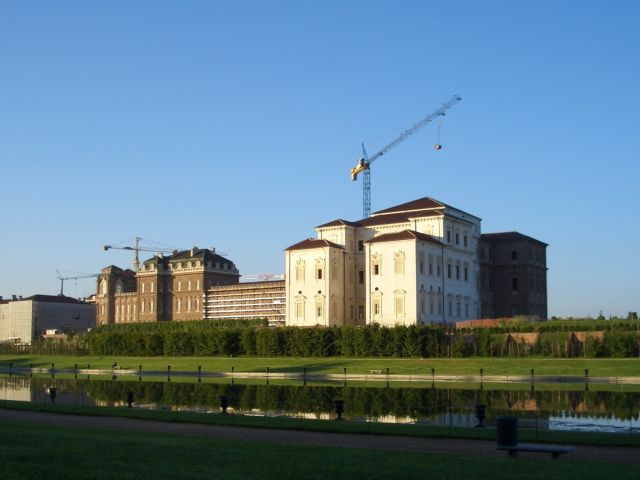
285;238;345;251
315;219;360;229
364;229;444;245
372;197;445;215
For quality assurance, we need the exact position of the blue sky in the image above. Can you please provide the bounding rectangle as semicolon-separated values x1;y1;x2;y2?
1;1;638;317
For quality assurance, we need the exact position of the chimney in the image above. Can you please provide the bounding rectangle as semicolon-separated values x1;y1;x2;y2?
0;295;3;301
12;295;17;301
190;246;197;257
18;295;23;300
211;247;216;254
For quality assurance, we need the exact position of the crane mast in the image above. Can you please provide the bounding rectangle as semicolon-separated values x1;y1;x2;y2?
350;94;462;218
103;237;175;272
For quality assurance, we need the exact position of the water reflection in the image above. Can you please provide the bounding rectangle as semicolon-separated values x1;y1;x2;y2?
1;375;638;434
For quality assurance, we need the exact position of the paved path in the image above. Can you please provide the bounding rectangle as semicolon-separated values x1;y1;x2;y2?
0;409;638;464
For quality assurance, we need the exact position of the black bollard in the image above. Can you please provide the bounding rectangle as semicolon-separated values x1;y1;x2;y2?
334;399;345;421
480;368;484;380
126;391;134;408
475;403;487;428
220;395;229;414
49;387;57;403
198;365;202;376
431;367;435;381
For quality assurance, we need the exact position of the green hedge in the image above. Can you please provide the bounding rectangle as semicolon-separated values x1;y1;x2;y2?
85;322;640;358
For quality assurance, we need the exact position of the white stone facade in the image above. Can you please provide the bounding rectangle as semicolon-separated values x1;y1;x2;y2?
285;197;482;326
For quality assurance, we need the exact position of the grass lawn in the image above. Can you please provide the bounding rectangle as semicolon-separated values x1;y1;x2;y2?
1;400;637;448
1;418;639;480
1;354;639;377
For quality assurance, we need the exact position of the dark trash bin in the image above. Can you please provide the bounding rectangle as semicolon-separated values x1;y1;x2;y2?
496;416;518;447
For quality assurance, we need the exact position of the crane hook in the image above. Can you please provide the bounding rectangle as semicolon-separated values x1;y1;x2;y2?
434;121;443;150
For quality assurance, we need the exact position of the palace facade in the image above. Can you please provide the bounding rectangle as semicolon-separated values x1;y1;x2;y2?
285;197;547;326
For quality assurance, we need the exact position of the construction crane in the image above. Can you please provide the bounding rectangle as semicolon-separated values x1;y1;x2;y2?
350;94;462;218
103;237;176;272
56;271;100;296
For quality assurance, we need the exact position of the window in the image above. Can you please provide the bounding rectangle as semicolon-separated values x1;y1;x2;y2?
151;282;154;293
456;265;460;280
188;281;192;291
178;281;182;292
358;270;364;284
447;230;451;243
455;233;459;245
195;299;198;311
373;264;380;275
456;302;461;317
150;300;154;312
317;268;323;280
395;296;404;317
296;301;304;320
511;250;518;261
438;300;442;315
448;301;452;316
295;261;305;282
419;261;424;274
177;299;181;312
187;298;192;311
464;267;468;282
464;235;468;248
373;301;381;316
196;280;200;290
393;252;405;275
142;283;145;293
437;265;441;277
465;303;469;317
358;305;364;320
430;300;434;315
141;300;145;313
358;240;364;251
512;277;519;292
447;264;452;278
316;302;324;319
429;263;433;276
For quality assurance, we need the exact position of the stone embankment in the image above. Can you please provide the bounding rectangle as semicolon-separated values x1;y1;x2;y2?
1;365;639;385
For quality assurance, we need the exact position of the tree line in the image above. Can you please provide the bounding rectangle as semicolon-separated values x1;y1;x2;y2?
86;322;640;358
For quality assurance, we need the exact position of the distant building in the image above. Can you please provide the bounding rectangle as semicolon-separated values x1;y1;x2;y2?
204;280;286;326
96;247;240;324
285;196;548;326
479;232;548;319
0;294;95;345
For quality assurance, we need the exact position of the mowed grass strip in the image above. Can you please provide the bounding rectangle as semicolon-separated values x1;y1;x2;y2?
1;419;639;480
1;401;637;447
2;355;639;377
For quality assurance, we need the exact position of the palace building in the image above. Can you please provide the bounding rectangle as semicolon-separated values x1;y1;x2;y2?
285;197;547;326
96;247;240;324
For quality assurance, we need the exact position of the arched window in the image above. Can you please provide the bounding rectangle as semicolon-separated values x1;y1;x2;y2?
115;279;124;294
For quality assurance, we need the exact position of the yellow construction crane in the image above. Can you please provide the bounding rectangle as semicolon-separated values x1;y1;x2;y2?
351;95;462;218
